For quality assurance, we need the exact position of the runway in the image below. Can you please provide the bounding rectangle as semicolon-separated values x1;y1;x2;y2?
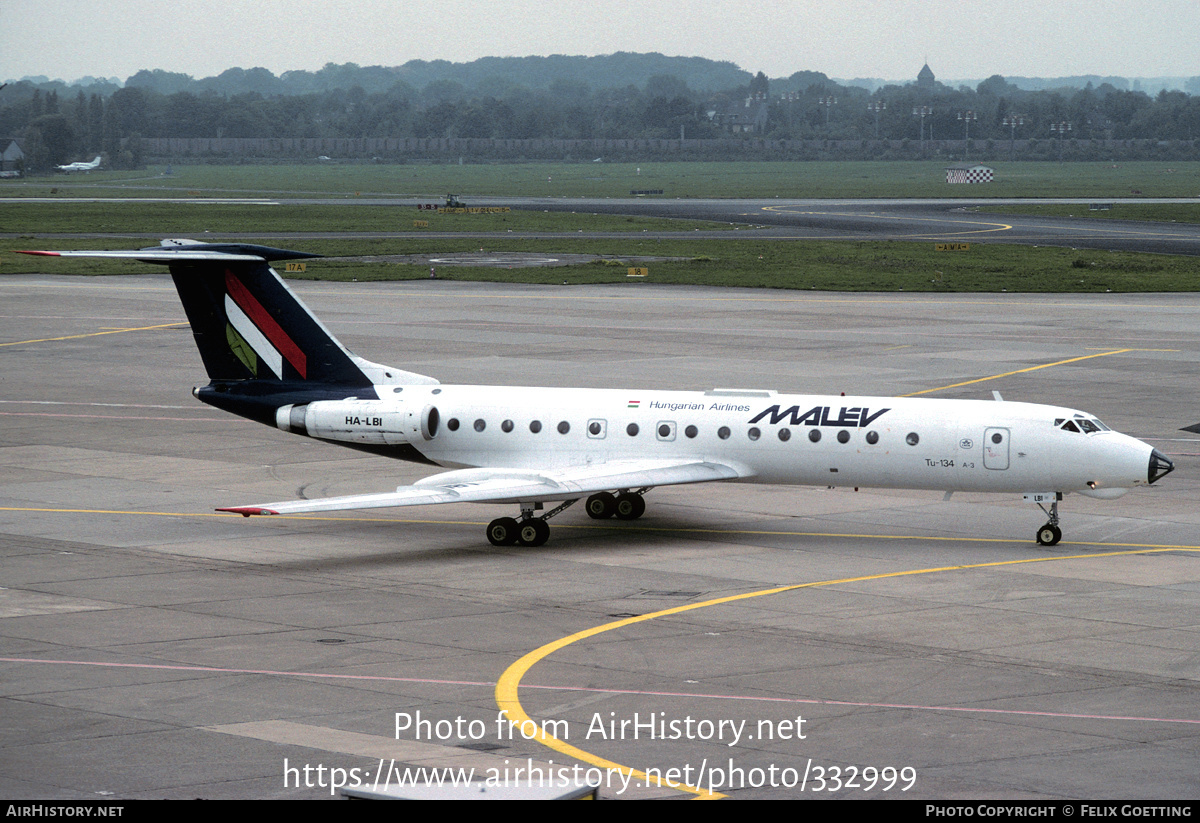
2;274;1198;798
525;196;1200;256
9;195;1200;257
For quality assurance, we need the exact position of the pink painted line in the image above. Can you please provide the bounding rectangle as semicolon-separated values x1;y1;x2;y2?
3;656;1197;726
0;412;243;422
0;401;195;409
518;683;1200;725
0;657;490;688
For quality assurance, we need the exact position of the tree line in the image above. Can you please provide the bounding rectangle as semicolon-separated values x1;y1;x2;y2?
3;56;1199;169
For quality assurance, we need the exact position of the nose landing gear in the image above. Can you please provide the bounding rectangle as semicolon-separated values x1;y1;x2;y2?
1027;492;1063;546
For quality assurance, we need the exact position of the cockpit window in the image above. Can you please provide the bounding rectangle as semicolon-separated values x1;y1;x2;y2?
1059;416;1108;434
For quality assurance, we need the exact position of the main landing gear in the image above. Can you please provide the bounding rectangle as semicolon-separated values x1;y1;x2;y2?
1031;492;1063;546
584;490;647;521
485;490;650;547
486;499;577;548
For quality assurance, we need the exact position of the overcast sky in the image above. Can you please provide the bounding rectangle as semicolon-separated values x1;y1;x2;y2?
2;0;1197;85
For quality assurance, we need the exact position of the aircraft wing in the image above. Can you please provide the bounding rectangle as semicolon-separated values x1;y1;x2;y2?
217;459;747;516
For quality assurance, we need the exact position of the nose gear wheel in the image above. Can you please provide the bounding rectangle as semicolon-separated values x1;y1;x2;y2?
1034;493;1063;546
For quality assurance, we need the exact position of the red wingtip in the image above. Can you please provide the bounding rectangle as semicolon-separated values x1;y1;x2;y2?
15;250;61;256
217;506;279;517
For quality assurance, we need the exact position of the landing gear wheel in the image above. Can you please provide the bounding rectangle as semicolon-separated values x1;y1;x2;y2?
614;493;646;521
486;517;520;546
517;518;550;547
585;492;616;519
1036;524;1062;546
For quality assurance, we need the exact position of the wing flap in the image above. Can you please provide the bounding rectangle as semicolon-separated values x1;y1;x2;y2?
217;459;746;516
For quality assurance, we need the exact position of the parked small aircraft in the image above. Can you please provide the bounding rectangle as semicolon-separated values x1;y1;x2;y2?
56;156;102;173
20;241;1174;547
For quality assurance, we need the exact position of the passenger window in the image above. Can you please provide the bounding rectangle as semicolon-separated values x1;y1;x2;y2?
778;428;791;441
473;418;486;432
837;430;850;443
717;426;731;440
656;421;676;441
447;418;460;431
626;422;639;436
557;421;570;434
748;427;761;441
529;420;542;433
501;419;514;433
587;419;607;438
684;425;698;439
808;429;821;443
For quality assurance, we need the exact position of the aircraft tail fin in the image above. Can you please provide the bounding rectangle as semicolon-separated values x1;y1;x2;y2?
167;243;370;385
19;240;437;392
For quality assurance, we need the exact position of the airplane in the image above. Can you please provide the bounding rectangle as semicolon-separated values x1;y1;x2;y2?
19;240;1175;548
56;155;102;173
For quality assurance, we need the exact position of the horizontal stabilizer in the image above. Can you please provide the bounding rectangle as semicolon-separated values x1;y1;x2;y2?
21;240;427;390
18;242;320;265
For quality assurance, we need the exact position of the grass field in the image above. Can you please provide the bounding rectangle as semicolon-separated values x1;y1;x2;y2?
9;234;1198;293
5;160;1200;200
0;202;730;234
4;161;1199;292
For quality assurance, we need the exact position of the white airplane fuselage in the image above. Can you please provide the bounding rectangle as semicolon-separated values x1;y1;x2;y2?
57;156;102;172
281;385;1157;499
25;241;1171;547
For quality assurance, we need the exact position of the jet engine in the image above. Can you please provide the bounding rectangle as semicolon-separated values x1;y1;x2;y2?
275;400;439;445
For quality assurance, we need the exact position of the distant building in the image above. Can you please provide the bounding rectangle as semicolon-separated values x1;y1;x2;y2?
917;63;936;92
0;140;24;177
945;163;994;184
709;92;770;134
1085;110;1116;139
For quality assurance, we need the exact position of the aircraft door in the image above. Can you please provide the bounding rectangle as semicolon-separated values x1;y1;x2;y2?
983;427;1010;470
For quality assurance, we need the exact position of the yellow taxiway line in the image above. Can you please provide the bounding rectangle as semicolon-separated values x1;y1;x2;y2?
0;322;187;347
494;547;1200;799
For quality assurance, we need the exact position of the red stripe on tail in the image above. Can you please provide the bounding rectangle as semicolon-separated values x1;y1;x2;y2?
224;269;307;378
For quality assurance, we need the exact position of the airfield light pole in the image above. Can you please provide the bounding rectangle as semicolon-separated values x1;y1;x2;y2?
867;100;887;139
1002;114;1026;161
818;96;838;129
957;110;978;160
912;106;933;157
1050;121;1072;162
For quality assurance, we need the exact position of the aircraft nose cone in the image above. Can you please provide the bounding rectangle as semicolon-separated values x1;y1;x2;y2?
1148;449;1174;484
